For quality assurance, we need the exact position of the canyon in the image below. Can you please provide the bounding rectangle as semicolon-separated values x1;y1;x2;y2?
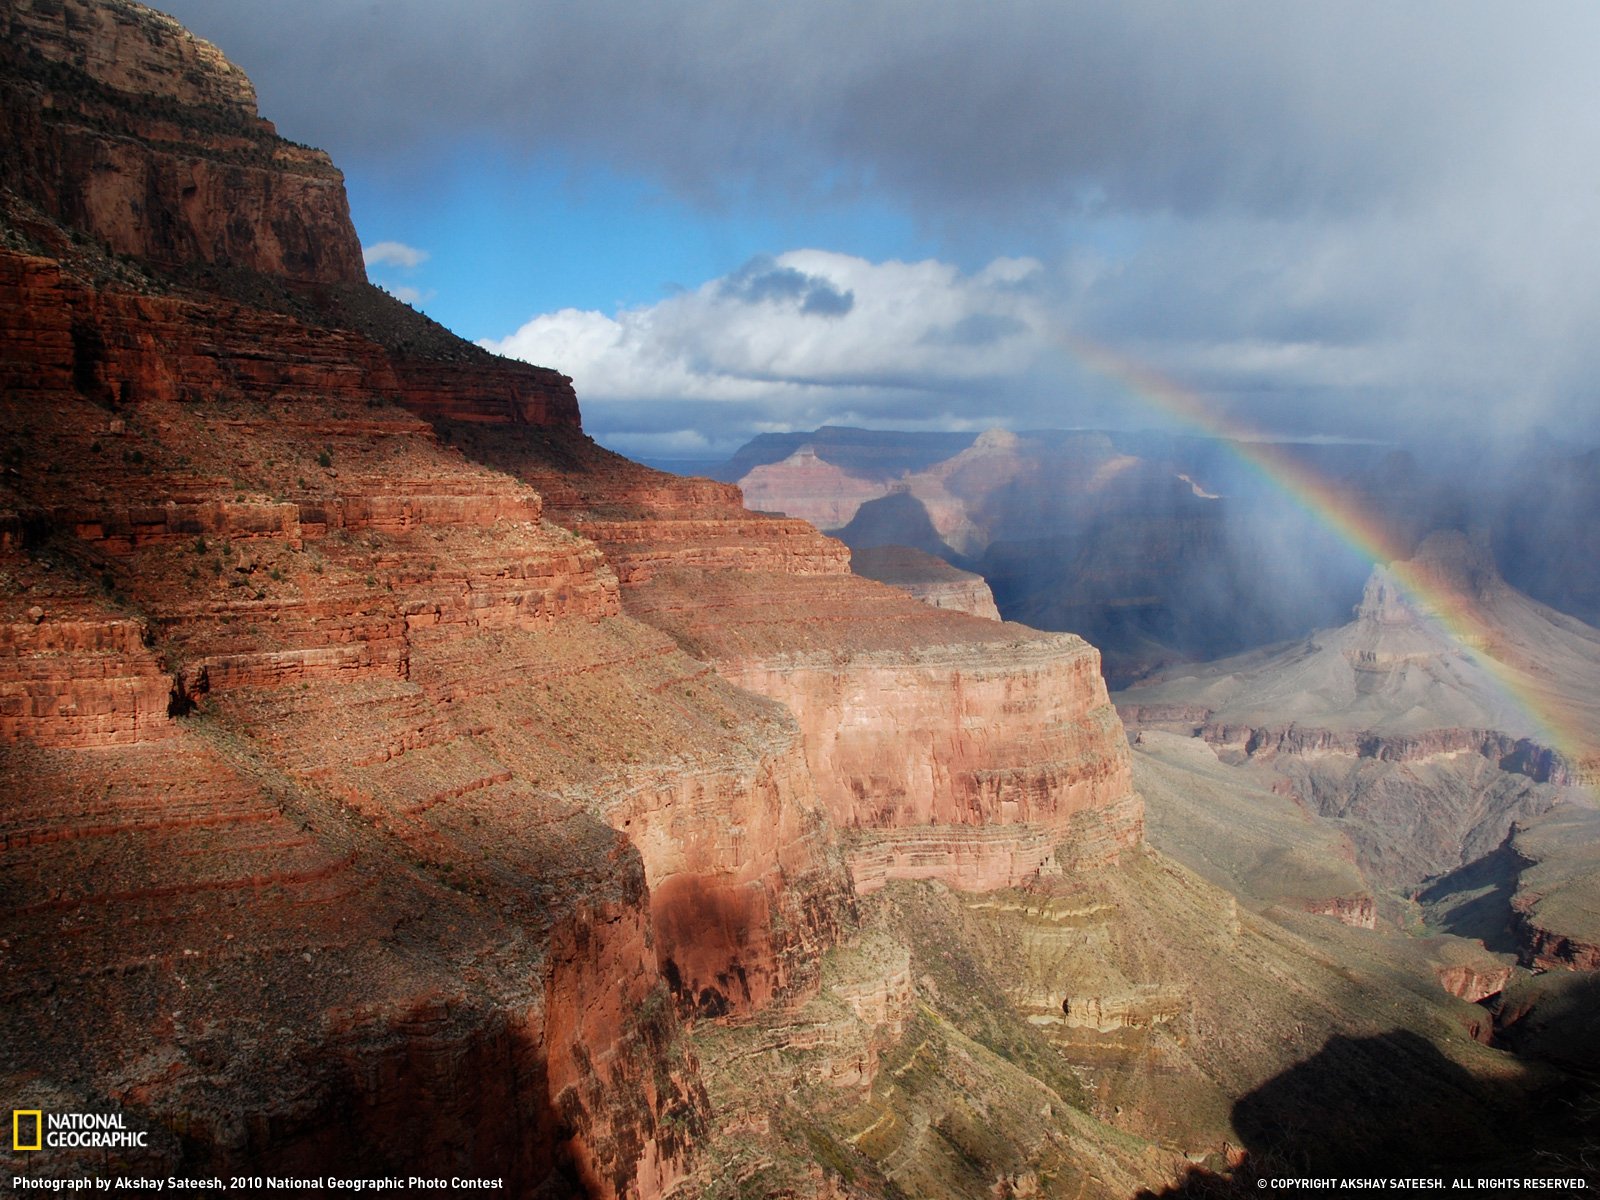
1119;531;1600;975
2;2;1597;1197
727;426;1378;686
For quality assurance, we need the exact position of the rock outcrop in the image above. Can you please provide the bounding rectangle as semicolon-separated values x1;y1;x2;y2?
1122;533;1599;768
1436;962;1514;1004
0;249;580;433
849;543;1001;620
722;425;1375;687
1118;534;1599;889
0;264;858;1181
0;611;175;745
1;0;365;283
444;424;1142;898
1128;730;1378;924
1505;807;1600;972
725;635;1136;893
736;444;887;530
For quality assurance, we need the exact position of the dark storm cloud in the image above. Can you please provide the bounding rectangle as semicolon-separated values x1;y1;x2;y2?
155;0;1575;221
161;0;1600;443
800;286;856;318
718;257;854;316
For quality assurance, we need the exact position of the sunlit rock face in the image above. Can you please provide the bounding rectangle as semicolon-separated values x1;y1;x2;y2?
2;0;364;283
723;635;1140;892
737;444;888;529
449;426;1143;897
1120;532;1600;975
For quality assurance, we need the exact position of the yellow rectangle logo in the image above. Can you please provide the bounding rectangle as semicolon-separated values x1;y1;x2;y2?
13;1109;42;1151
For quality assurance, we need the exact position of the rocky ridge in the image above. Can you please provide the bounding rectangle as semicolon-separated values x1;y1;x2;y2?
728;425;1376;687
738;444;888;531
1;0;361;282
441;423;1141;899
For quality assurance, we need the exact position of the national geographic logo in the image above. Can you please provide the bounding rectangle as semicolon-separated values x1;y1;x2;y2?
12;1110;147;1151
13;1111;40;1152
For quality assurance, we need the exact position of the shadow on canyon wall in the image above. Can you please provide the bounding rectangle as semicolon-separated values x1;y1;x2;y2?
1415;841;1525;955
1137;1028;1600;1197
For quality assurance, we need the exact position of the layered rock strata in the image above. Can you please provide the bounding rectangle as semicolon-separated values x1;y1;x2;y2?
1505;808;1600;972
2;0;363;282
736;443;887;530
1119;534;1600;784
444;424;1142;896
1127;729;1379;925
848;543;1001;621
0;250;579;433
0;283;854;1185
1119;537;1599;892
0;4;849;1192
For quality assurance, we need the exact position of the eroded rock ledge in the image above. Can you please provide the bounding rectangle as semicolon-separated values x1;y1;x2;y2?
445;425;1143;897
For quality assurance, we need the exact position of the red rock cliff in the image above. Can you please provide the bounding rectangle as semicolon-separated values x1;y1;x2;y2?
0;3;839;1193
0;239;854;1185
1;0;365;283
444;425;1143;896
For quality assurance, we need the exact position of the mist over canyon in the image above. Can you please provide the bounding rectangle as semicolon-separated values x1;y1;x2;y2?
2;2;1599;1198
711;426;1600;687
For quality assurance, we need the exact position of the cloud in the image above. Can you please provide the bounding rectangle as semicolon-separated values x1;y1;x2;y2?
922;314;1028;348
163;1;1600;447
161;1;1600;225
386;284;434;306
362;241;429;269
486;225;1600;455
717;257;854;316
481;251;1049;412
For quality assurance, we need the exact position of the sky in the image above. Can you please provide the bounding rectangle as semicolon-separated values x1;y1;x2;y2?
160;0;1600;462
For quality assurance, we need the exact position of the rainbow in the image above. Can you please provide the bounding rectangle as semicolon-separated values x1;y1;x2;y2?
1058;331;1596;783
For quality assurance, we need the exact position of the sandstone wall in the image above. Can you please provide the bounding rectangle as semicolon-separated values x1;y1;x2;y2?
0;244;843;1193
725;639;1137;891
849;543;1002;621
446;427;1144;898
1120;701;1581;788
601;732;854;1017
0;614;174;746
0;252;581;430
1;0;364;282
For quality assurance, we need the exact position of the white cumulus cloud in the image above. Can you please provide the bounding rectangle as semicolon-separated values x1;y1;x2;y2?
481;250;1051;407
386;284;435;306
362;241;430;269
